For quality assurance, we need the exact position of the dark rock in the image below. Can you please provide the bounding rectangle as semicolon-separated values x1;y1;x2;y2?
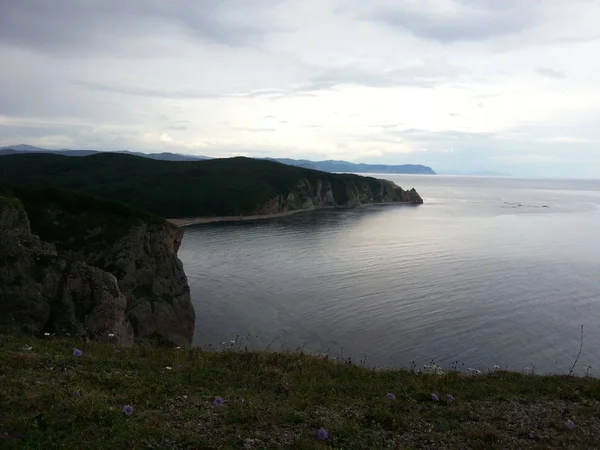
0;192;194;347
251;177;423;215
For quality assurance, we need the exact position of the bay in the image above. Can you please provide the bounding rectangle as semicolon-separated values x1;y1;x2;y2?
179;175;600;375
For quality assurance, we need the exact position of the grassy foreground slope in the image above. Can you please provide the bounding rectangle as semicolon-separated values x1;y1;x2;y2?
1;335;600;449
0;153;419;219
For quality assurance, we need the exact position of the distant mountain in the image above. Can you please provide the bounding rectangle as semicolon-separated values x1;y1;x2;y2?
268;158;436;175
0;145;209;161
0;145;435;174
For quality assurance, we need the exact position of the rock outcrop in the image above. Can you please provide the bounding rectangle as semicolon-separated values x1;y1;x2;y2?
251;176;423;215
0;188;194;347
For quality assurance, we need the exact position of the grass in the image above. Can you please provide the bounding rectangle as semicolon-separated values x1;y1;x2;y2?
2;335;600;449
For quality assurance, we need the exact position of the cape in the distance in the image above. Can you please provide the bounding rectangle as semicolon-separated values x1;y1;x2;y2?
0;144;436;175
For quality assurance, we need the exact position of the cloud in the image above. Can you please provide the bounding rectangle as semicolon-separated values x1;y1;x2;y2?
1;0;600;177
535;68;566;79
76;81;289;100
0;0;284;56
538;136;589;144
354;0;539;43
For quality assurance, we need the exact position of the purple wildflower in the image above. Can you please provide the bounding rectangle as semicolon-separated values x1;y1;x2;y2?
123;405;134;416
447;394;455;402
386;393;396;400
73;390;81;398
213;397;224;407
317;428;329;440
72;348;83;357
431;394;439;402
114;349;121;354
178;364;182;369
566;419;575;430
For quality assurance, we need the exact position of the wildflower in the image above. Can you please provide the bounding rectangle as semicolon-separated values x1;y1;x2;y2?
493;365;500;369
386;393;396;400
22;345;32;351
213;397;224;407
72;348;83;357
566;419;575;430
431;394;439;402
317;428;329;440
44;333;50;337
175;346;181;350
123;405;134;416
66;333;71;336
73;390;81;398
447;394;455;402
165;366;172;370
114;349;121;354
108;333;115;337
178;364;182;369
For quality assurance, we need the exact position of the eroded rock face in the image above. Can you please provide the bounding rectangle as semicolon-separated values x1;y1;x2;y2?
0;193;194;347
252;177;423;214
75;223;194;347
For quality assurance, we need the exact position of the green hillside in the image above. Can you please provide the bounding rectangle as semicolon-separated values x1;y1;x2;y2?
0;153;414;218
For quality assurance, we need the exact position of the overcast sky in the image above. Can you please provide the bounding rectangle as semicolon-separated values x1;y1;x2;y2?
1;0;599;177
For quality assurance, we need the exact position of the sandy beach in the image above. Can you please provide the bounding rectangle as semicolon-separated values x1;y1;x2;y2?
166;202;413;227
167;208;316;227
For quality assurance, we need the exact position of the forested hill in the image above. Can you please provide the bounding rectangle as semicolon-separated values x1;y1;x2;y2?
0;153;423;218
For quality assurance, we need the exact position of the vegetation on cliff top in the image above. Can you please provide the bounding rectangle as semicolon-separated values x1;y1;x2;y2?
0;153;418;219
0;183;167;252
1;334;600;449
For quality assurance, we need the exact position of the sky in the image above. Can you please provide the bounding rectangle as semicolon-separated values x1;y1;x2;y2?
1;0;599;178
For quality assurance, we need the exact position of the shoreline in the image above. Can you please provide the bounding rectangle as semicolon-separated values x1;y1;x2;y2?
167;202;414;227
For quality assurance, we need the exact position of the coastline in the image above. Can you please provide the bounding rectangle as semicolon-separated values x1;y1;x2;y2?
167;208;315;227
167;202;413;227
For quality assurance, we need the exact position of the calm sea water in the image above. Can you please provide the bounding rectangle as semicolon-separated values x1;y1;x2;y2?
179;175;600;375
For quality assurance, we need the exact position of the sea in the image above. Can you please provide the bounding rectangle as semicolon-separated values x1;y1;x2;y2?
178;175;600;376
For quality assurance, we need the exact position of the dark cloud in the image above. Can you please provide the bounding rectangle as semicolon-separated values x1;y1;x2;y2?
535;68;567;79
354;1;538;43
0;0;283;56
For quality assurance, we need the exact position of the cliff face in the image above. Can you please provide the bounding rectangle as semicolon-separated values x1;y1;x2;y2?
252;176;423;215
0;190;195;347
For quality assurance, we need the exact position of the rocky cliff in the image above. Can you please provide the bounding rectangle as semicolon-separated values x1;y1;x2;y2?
0;187;195;347
251;176;423;215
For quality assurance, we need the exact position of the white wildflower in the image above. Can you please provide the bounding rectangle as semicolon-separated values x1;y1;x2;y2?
44;332;50;337
166;366;172;370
